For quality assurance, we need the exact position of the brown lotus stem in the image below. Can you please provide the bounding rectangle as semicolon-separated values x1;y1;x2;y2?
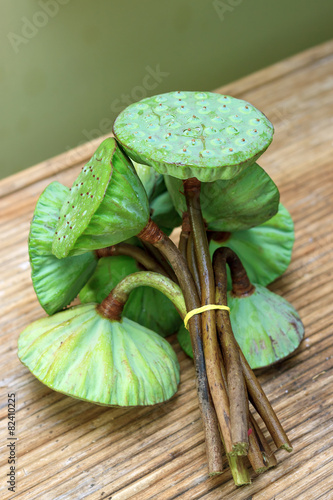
208;231;231;244
187;232;201;297
97;295;124;321
216;246;255;297
138;218;223;475
250;414;277;469
97;271;186;321
213;248;249;455
213;246;291;452
183;178;233;456
141;241;178;283
96;243;169;277
218;323;266;472
218;335;251;483
179;211;191;260
218;343;228;387
247;427;268;474
240;350;292;452
246;409;267;474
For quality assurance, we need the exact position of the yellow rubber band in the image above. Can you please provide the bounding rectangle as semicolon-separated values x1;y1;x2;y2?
184;304;230;330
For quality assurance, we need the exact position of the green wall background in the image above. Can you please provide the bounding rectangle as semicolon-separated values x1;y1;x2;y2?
1;0;332;179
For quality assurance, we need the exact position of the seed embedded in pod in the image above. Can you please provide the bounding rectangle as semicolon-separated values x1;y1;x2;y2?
52;137;150;259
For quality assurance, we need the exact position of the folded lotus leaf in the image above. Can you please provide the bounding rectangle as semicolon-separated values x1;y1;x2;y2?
18;304;180;406
165;163;279;232
52;138;149;259
228;284;304;369
79;256;182;337
113;91;274;182
29;181;97;315
209;203;294;287
177;283;304;369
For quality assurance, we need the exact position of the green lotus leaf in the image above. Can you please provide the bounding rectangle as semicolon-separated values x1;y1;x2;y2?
18;303;180;406
79;255;182;337
177;284;304;369
113;91;274;182
52;138;149;259
165;163;279;232
209;203;294;287
29;181;98;315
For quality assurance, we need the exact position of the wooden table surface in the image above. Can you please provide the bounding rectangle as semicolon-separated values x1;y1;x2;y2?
1;40;333;500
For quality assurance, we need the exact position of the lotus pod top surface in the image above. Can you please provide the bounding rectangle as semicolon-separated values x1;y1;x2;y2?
18;304;180;406
113;91;274;182
29;181;97;315
52;138;149;258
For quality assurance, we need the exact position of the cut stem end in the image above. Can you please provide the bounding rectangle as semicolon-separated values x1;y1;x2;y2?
231;442;249;457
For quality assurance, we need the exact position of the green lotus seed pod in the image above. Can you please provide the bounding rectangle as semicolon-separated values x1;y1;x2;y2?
52;138;150;259
29;181;98;315
18;303;180;406
150;183;182;235
132;161;181;234
165;163;279;232
209;203;294;287
80;255;182;337
177;283;304;369
132;160;161;199
113;91;274;182
228;284;304;369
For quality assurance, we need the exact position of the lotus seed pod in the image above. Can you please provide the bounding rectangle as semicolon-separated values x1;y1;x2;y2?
133;161;181;234
29;181;98;315
177;283;303;369
79;255;182;337
150;183;182;235
113;91;274;182
18;303;180;406
132;160;162;199
165;163;279;232
209;203;294;287
52;138;150;259
228;284;304;369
